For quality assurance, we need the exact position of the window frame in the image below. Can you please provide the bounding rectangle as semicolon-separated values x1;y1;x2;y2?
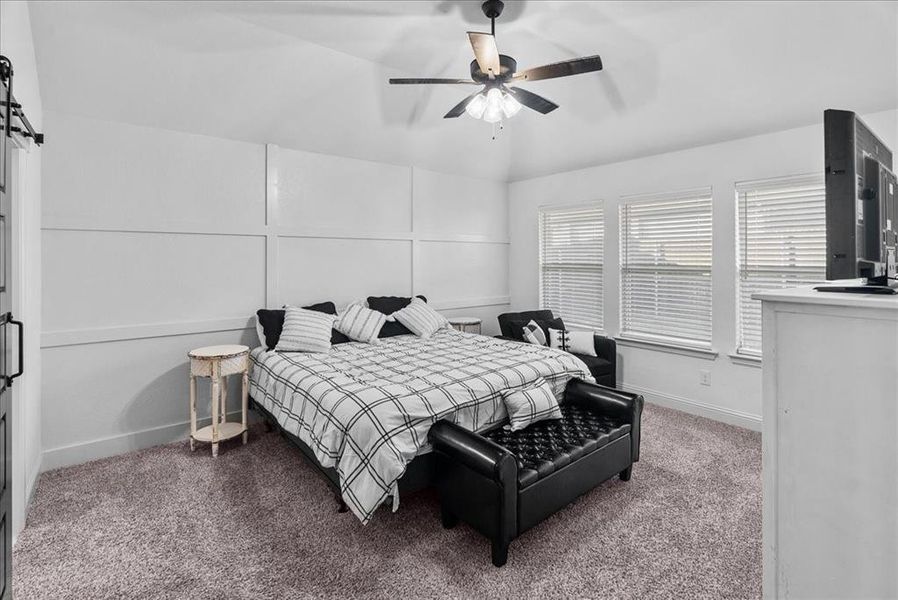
734;173;826;359
618;186;715;353
537;201;605;332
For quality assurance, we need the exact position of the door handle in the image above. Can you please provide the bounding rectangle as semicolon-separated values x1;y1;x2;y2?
6;312;22;386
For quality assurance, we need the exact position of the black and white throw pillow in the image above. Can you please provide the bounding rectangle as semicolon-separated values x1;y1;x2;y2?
521;319;547;346
274;306;336;353
548;328;597;357
391;297;449;338
501;379;563;431
334;303;387;344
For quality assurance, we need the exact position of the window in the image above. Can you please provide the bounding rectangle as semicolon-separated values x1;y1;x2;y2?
736;174;826;356
620;188;713;349
539;203;604;330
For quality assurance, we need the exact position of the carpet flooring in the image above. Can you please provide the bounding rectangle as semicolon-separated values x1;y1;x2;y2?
13;405;761;599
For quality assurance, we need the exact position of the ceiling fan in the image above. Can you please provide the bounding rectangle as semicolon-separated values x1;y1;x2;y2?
389;0;603;124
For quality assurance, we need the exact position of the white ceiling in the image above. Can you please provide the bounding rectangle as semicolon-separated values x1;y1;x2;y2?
29;1;898;182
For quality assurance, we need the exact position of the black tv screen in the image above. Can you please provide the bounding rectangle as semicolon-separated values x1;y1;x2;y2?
823;109;897;285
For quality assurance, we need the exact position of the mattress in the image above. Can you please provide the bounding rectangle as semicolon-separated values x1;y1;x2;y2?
249;328;593;524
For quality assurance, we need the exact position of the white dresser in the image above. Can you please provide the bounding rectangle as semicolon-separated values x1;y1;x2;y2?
756;287;898;599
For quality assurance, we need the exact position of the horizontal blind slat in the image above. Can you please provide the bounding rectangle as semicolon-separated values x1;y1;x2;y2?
621;189;713;346
540;203;604;331
736;176;826;355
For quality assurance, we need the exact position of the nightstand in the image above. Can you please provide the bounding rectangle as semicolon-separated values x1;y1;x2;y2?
448;317;482;334
188;344;249;457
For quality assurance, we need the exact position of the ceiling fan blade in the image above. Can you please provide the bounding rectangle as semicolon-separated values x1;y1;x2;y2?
506;86;559;114
389;78;479;85
467;32;501;78
444;90;484;118
513;55;603;82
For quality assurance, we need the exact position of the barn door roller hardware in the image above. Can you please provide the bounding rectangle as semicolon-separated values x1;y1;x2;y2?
0;55;44;145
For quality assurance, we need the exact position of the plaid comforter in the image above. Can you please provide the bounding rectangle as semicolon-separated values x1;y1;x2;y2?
249;328;593;524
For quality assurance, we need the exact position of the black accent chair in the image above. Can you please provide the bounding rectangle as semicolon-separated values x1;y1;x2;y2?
497;310;617;387
429;379;643;567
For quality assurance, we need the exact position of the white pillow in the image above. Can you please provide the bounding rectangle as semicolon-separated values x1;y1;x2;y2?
334;303;386;344
521;320;547;346
548;328;597;357
501;379;563;431
275;306;335;353
391;297;449;338
255;316;266;348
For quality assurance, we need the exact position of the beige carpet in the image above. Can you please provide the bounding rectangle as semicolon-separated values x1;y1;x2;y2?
14;404;761;599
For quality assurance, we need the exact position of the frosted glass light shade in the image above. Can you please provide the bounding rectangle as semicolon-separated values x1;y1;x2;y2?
465;88;521;123
465;93;487;119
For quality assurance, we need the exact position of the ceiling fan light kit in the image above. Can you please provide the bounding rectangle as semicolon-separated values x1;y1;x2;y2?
388;0;604;132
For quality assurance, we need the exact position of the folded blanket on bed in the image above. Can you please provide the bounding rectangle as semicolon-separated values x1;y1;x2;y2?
249;328;593;524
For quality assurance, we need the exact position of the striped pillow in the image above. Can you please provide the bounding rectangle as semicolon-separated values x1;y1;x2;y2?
274;306;335;353
334;303;386;344
501;379;563;431
391;297;449;338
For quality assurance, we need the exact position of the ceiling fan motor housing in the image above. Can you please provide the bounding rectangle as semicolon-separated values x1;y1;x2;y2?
481;0;505;20
470;54;516;83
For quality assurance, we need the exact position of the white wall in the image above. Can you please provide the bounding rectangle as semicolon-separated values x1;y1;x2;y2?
40;110;509;469
1;0;43;541
509;108;898;430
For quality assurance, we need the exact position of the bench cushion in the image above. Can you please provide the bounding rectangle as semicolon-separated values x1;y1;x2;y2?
484;404;631;489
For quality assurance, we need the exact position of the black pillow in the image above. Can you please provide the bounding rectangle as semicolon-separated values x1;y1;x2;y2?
368;295;428;338
257;302;348;350
367;295;428;315
507;317;565;344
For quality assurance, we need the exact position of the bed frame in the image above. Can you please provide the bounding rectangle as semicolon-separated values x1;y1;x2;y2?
250;398;437;512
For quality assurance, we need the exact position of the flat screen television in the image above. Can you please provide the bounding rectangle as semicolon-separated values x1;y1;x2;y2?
818;109;898;294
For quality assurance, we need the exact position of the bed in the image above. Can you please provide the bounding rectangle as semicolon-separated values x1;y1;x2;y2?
249;328;593;524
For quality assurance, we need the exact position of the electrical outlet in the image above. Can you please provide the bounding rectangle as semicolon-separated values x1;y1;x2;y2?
699;370;711;386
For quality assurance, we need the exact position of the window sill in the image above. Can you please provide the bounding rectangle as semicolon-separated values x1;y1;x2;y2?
615;335;718;360
728;352;762;368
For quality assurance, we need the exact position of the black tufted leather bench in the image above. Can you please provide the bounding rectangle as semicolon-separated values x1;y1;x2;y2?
429;379;643;567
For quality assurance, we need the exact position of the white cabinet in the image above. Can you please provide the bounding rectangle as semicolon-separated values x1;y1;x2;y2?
757;287;898;599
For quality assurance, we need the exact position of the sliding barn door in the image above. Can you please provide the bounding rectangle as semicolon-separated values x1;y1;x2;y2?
0;55;13;600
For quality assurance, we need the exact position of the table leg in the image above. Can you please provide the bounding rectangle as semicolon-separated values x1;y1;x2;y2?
241;370;249;445
211;362;220;458
189;373;197;452
221;375;229;425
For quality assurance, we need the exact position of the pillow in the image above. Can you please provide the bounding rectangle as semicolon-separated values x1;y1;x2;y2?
501;379;563;432
367;295;428;316
506;317;564;342
255;317;267;348
521;319;547;346
368;295;429;337
391;297;449;338
257;302;348;350
548;328;598;357
275;306;336;353
334;304;387;344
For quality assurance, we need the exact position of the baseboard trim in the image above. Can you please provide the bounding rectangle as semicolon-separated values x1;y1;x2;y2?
621;382;762;432
41;410;253;471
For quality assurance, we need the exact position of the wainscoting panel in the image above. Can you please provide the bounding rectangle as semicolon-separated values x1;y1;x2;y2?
42;112;265;229
42;229;267;331
413;167;508;238
277;148;413;232
40;110;510;470
41;328;258;470
417;241;509;301
277;236;413;307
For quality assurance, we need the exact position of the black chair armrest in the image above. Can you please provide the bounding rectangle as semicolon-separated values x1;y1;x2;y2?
593;334;616;363
564;379;644;461
429;420;517;482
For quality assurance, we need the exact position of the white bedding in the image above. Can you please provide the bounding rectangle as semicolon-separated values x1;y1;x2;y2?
249;328;593;524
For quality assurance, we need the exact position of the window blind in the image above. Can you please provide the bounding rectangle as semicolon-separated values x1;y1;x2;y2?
620;188;713;349
539;203;604;330
736;174;826;356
